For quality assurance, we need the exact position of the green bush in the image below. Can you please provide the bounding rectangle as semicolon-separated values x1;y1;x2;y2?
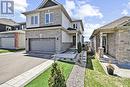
48;62;66;87
77;42;82;53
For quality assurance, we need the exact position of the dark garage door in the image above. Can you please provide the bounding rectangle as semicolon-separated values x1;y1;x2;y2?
29;38;55;53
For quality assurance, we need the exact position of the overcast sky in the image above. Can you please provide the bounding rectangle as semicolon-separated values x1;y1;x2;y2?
1;0;130;41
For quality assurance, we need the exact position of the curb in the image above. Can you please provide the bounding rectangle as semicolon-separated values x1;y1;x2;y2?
0;60;54;87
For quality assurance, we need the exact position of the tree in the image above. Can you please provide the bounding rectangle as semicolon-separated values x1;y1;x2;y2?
77;42;82;53
48;62;66;87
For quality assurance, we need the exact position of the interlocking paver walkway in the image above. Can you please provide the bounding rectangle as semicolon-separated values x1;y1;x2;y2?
67;51;87;87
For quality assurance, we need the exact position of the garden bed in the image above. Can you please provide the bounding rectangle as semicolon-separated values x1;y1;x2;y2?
25;61;74;87
85;54;130;87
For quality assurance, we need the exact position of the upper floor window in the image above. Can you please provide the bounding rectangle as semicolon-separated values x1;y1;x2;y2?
31;16;38;25
6;26;12;31
16;27;19;30
73;24;78;29
45;12;53;24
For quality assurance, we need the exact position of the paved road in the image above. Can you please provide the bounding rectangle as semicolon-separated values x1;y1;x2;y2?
0;52;48;84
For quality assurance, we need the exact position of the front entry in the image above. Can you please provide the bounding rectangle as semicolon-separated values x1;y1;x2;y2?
73;36;76;46
102;35;107;53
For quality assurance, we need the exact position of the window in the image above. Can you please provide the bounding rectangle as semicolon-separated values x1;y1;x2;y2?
21;25;24;29
35;16;38;24
73;24;78;29
50;13;53;23
45;12;53;24
6;26;12;31
45;13;49;24
31;16;38;25
31;16;34;25
16;28;18;30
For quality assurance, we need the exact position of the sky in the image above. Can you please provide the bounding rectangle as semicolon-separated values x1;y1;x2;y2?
1;0;130;41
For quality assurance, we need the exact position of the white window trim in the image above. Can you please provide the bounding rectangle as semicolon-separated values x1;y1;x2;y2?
45;12;54;24
73;24;78;29
30;15;39;26
6;26;12;31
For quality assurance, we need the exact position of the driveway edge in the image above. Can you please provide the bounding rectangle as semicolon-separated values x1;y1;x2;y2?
0;60;54;87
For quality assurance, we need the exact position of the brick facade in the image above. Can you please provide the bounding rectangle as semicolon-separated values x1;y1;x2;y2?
40;8;62;26
93;29;130;62
26;29;62;53
25;28;73;53
115;29;130;62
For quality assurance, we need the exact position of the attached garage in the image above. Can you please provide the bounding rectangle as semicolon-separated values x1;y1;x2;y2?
29;38;56;53
25;29;63;53
0;30;25;49
1;37;15;49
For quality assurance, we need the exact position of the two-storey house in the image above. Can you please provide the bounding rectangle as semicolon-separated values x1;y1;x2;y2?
23;0;84;54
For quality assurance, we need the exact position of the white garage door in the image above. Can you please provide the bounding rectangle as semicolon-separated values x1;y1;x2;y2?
1;38;15;49
30;38;55;53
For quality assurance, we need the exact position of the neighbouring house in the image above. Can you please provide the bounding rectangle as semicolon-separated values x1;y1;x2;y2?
23;0;84;54
90;16;130;63
0;18;26;49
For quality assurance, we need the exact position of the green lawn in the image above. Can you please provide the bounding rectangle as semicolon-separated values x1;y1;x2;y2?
25;61;74;87
85;54;130;87
0;49;25;53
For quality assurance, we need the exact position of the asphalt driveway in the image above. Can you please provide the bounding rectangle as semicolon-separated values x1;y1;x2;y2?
0;52;48;84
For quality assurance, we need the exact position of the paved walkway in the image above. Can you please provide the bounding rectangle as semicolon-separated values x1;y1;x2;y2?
0;60;54;87
66;51;87;87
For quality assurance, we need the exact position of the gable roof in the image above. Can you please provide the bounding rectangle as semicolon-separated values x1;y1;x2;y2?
37;0;60;9
90;16;130;39
100;16;130;29
23;0;84;31
72;20;84;31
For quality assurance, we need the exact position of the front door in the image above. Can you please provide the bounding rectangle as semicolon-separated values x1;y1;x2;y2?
102;36;107;53
73;36;76;46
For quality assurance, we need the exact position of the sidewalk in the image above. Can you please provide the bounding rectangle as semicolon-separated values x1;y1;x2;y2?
0;60;53;87
66;51;87;87
0;51;25;56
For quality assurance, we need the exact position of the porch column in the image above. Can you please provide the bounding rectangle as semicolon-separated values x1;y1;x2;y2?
100;32;103;47
76;32;78;49
98;32;104;58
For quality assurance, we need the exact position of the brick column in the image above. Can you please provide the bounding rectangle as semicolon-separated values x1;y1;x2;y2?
98;47;104;58
98;32;104;58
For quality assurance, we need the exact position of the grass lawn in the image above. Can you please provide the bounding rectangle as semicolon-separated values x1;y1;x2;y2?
0;49;25;53
85;53;130;87
25;61;74;87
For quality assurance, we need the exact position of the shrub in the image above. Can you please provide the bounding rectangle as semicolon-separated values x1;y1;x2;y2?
82;44;86;51
48;62;66;87
77;42;82;53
